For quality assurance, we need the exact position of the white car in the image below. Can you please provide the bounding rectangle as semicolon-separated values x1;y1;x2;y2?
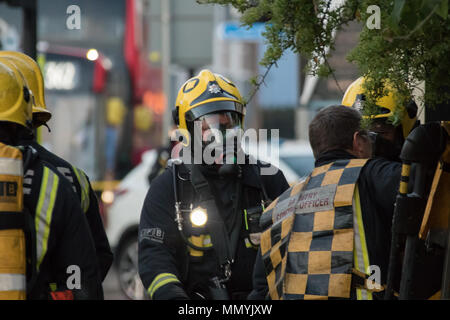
242;139;314;182
278;139;315;180
105;140;314;299
104;150;157;300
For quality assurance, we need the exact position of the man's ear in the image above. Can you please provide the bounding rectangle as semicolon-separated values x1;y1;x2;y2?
352;131;372;158
352;131;361;154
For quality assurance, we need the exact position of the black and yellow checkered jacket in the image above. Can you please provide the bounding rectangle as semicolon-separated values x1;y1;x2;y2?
249;151;402;300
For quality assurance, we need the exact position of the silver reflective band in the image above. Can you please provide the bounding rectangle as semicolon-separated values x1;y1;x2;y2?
0;158;22;176
0;274;26;291
57;167;76;193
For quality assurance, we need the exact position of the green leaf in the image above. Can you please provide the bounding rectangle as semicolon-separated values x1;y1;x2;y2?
391;0;406;25
436;0;448;19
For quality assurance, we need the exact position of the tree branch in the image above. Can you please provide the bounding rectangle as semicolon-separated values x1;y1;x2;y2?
246;62;275;105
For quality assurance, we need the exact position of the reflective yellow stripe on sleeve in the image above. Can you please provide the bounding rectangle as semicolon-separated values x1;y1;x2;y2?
353;184;372;300
72;166;90;214
148;273;181;299
35;167;59;270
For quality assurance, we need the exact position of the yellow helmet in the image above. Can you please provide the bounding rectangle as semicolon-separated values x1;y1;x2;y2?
0;51;51;128
342;77;417;138
0;61;32;128
173;69;245;131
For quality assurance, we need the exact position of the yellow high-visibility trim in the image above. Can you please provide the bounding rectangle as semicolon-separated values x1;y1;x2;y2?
399;181;408;194
49;283;57;292
353;185;372;300
401;164;411;177
148;273;180;299
35;167;59;270
35;167;49;229
40;173;58;268
399;164;411;194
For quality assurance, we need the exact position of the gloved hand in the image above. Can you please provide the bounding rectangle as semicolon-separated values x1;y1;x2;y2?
152;282;190;300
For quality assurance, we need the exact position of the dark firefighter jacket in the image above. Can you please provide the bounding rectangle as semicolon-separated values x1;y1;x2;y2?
147;143;175;184
19;137;113;282
138;160;289;300
21;145;102;299
249;149;401;300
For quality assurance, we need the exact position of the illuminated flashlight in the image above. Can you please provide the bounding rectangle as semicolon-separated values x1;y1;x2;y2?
101;190;114;204
190;207;207;227
86;48;99;61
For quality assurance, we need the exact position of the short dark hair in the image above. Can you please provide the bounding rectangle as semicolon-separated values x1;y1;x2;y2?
309;105;363;158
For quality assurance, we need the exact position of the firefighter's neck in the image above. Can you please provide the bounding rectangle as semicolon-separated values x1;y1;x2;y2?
0;123;23;145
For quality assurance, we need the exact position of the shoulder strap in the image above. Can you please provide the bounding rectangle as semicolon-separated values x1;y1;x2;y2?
251;163;271;204
21;147;39;294
188;165;233;267
177;163;195;208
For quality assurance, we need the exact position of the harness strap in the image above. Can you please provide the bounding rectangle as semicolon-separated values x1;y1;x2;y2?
188;164;234;270
20;147;38;296
0;214;24;230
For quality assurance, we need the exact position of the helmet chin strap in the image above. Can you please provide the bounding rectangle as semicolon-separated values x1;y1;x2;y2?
43;123;51;133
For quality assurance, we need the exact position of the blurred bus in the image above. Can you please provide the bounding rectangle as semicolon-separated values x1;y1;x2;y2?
1;0;164;182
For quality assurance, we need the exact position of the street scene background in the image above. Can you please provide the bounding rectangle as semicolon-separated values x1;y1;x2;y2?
1;0;443;300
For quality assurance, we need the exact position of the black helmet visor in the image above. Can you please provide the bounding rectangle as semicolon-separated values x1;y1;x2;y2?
185;100;245;122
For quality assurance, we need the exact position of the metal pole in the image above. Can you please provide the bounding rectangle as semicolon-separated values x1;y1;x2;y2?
161;0;171;146
22;0;37;59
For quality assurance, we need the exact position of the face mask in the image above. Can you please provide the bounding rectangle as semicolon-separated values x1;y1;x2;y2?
190;111;243;173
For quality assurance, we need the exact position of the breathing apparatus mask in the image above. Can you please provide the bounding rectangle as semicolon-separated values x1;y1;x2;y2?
368;121;405;162
188;111;244;176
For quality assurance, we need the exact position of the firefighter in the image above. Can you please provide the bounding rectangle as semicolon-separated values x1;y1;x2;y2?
341;78;446;299
147;126;179;184
341;77;418;161
249;105;402;300
138;70;289;300
0;60;101;299
0;51;113;284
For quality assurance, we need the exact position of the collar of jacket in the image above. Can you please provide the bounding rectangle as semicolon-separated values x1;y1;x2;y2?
315;149;357;167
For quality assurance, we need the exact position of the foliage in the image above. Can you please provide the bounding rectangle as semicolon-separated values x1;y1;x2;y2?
198;0;450;123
